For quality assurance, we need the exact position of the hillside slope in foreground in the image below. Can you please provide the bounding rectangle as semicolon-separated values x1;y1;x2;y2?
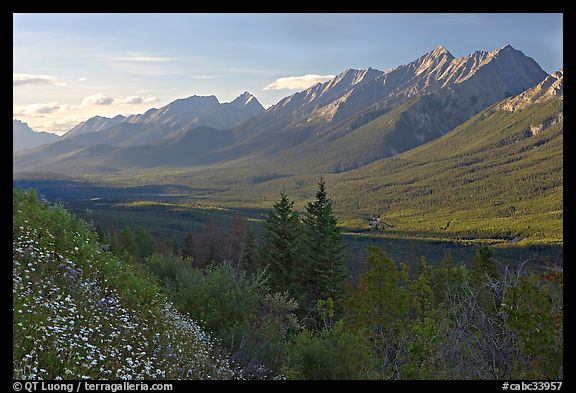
13;188;235;380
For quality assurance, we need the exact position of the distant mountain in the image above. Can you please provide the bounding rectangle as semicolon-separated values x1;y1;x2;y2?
327;70;563;242
64;115;126;138
13;92;264;172
204;44;548;171
234;44;545;143
124;95;221;126
59;92;264;148
13;120;60;153
13;45;549;175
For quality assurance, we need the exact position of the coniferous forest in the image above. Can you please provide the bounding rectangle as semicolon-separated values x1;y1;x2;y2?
13;182;563;380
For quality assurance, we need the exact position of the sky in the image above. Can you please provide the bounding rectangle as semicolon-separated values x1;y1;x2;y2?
13;13;563;134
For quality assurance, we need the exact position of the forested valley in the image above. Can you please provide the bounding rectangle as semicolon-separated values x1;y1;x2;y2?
13;180;563;380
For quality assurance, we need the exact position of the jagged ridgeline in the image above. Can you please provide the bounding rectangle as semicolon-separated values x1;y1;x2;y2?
13;188;236;380
13;45;548;174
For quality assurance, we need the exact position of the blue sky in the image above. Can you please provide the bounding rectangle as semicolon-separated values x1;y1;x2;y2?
13;13;563;133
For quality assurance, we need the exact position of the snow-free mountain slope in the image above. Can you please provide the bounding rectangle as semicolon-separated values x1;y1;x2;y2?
13;45;549;175
64;115;126;138
324;77;563;242
199;45;548;172
46;92;264;149
13;120;60;153
499;69;563;112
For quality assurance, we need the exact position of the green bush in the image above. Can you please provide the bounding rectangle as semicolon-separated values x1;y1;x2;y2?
282;321;376;380
172;263;301;379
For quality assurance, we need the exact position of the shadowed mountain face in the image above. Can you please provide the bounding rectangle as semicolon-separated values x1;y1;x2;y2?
14;45;549;175
61;92;264;147
13;92;264;172
233;44;545;140
64;115;126;138
13;120;60;153
326;69;562;242
196;44;548;170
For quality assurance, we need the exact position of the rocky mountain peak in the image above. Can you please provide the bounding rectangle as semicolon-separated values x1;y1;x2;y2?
499;68;563;112
225;92;265;113
13;119;60;152
430;45;453;58
177;95;220;106
329;67;383;88
64;114;126;138
414;45;455;76
231;91;257;105
488;44;523;59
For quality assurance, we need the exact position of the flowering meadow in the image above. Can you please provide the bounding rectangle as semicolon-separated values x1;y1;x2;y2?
13;188;235;380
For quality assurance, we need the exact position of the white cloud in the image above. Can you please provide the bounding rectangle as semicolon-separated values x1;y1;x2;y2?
13;73;66;87
264;74;335;90
82;93;114;106
13;102;61;117
60;104;80;111
14;89;161;132
78;77;88;82
143;96;160;103
119;96;143;105
119;96;160;105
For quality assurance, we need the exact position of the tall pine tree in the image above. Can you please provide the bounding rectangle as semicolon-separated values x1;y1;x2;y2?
134;225;155;261
240;225;258;275
471;245;500;285
119;226;138;258
295;178;346;313
471;245;501;313
258;193;301;292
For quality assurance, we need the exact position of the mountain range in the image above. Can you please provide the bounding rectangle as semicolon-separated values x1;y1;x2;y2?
328;70;563;242
14;44;550;174
12;45;563;243
13;120;60;153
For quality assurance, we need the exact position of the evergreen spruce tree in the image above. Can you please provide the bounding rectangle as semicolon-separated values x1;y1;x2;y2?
240;226;258;275
431;250;464;306
226;213;247;271
471;245;500;286
417;255;432;279
471;245;502;315
134;225;155;261
410;257;435;319
171;236;180;257
295;178;346;313
343;246;410;373
202;218;219;266
119;226;138;259
258;193;301;292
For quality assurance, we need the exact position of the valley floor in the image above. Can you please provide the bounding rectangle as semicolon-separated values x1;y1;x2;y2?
12;178;563;274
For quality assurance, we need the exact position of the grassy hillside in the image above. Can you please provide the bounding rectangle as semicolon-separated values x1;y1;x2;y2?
331;98;563;243
230;98;562;244
13;188;235;379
